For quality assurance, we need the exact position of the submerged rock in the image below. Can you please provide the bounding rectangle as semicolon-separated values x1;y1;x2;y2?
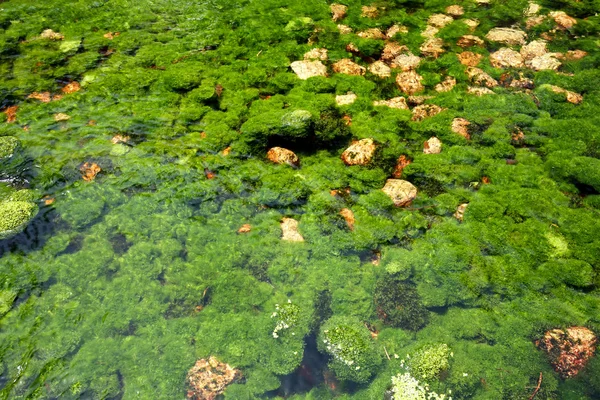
386;25;408;38
420;38;445;58
390;52;421;71
290;60;327;80
358;28;385;40
549;11;577;30
281;218;304;242
381;42;409;63
373;97;409;110
467;67;498;88
457;35;484;48
337;24;353;34
520;40;547;61
0;136;20;160
382;179;418;207
547;85;583;104
341;138;377;166
485;28;527;46
336;92;358;106
412;105;444;121
490;48;524;68
454;203;468;221
340;208;355;230
536;327;596;378
423;137;442;154
396;70;424;95
428;14;453;28
40;29;64;40
54;113;71;122
392;155;412;178
304;48;328;61
267;147;299;167
527;53;561;71
445;5;464;16
467;86;495;96
0;189;38;241
237;224;252;234
330;3;348;21
458;51;482;67
369;61;391;78
452;118;471;139
361;5;379;18
333;59;365;76
187;357;241;400
435;76;456;92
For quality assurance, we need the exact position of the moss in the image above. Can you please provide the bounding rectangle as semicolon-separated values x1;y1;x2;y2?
374;276;429;331
407;343;451;381
0;200;38;240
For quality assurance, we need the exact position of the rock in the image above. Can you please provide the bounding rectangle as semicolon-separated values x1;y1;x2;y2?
511;128;525;145
420;38;445;57
396;70;424;95
454;203;468;221
187;357;242;400
373;97;409;110
463;19;480;31
475;0;490;4
345;42;360;53
490;48;524;68
281;218;304;242
392;155;412;178
369;61;392;78
103;32;120;40
526;16;546;29
382;179;418;207
3;106;18;123
330;3;348;21
332;59;365;76
451;118;471;139
547;85;583;104
0;197;38;240
520;40;547;61
407;96;433;106
340;208;355;230
54;113;71;122
361;5;379;18
341;138;377;166
421;25;440;39
458;51;482;66
267;147;300;166
27;92;52;103
111;134;130;145
467;86;495;96
457;35;484;48
381;42;408;63
337;24;353;34
485;28;527;46
466;67;498;88
435;76;456;92
336;92;358;106
412;105;444;122
508;75;535;89
549;11;577;29
524;2;541;17
304;48;328;61
358;28;385;40
61;81;81;94
80;162;101;182
390;52;421;71
445;5;464;16
423;137;442;154
40;29;64;40
564;50;587;60
291;60;328;80
428;14;454;28
536;327;596;378
386;25;408;38
237;224;252;234
527;53;561;71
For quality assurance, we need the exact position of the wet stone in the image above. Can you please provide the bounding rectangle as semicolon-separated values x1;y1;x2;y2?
423;136;442;154
420;38;445;57
358;28;385;40
382;179;418;207
387;25;408;38
373;97;409;110
281;218;304;242
267;147;300;166
361;5;379;18
457;35;484;48
290;60;327;80
332;59;365;76
390;52;421;71
485;28;527;46
396;70;424;95
304;48;328;61
330;3;348;21
435;76;456;92
458;51;482;67
341;138;377;166
527;53;561;71
451;118;471;139
428;14;453;28
445;5;464;16
336;92;358;106
490;48;524;68
369;61;392;78
412;105;444;122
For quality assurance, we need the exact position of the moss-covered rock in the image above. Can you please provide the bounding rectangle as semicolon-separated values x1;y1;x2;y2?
0;197;38;240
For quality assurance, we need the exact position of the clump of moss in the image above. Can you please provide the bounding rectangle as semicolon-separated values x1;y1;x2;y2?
0;136;19;159
374;276;429;331
318;316;381;383
406;344;451;381
271;299;300;338
0;196;38;240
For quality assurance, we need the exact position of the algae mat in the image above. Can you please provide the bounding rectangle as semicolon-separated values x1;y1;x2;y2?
0;0;599;398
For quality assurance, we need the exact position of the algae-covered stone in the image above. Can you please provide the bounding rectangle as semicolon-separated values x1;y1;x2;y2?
490;48;524;68
341;138;377;166
290;60;327;80
0;199;38;240
423;137;442;154
485;28;527;46
382;179;417;207
267;147;299;167
396;70;424;95
332;59;365;76
281;217;304;242
330;3;347;22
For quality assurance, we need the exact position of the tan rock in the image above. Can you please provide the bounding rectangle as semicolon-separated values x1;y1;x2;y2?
549;11;577;30
111;134;130;145
381;42;409;62
369;61;392;78
187;357;242;400
386;25;408;38
412;105;445;121
237;224;252;234
290;60;328;80
390;52;421;71
420;37;445;57
407;96;434;106
445;5;464;16
463;19;480;31
267;147;300;166
475;0;490;4
490;48;524;68
435;76;456;92
304;48;328;61
451;118;471;139
80;162;101;182
341;138;377;166
457;35;485;48
358;28;385;40
527;53;561;71
564;50;587;60
526;15;546;29
485;28;527;46
467;67;498;88
421;25;440;39
330;3;348;21
346;42;360;53
524;2;541;17
396;70;424;95
28;92;52;103
336;92;358;106
548;85;583;104
454;203;468;221
458;51;482;67
337;24;353;34
520;40;547;61
423;136;443;154
61;82;81;94
373;97;409;110
467;86;495;96
54;113;71;122
40;29;64;40
340;208;355;230
509;76;534;89
361;5;379;18
536;327;596;378
333;59;366;76
428;13;454;28
382;179;418;206
281;218;304;242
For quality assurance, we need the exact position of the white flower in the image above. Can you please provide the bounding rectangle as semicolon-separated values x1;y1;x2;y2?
288;299;292;303
273;332;279;338
394;354;399;359
293;351;298;355
291;332;295;335
355;366;360;370
463;372;468;377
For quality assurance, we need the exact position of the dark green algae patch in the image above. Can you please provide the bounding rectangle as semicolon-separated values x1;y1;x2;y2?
0;0;599;398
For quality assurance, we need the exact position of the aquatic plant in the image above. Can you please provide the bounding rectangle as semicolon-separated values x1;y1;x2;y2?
390;372;450;400
374;276;429;331
406;344;451;381
0;188;38;240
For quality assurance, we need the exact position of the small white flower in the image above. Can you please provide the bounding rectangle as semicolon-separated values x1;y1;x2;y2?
450;352;454;357
394;353;399;359
355;366;360;370
273;332;279;338
463;372;468;377
288;299;292;303
293;351;298;355
291;332;295;336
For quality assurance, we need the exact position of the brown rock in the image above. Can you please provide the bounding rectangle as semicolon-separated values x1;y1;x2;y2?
485;28;527;46
445;5;464;16
520;40;547;61
304;48;328;61
428;14;454;28
333;59;366;76
412;105;444;122
407;96;434;106
454;203;468;221
3;105;18;123
40;29;64;40
386;25;408;38
536;327;596;378
111;134;130;145
392;155;412;178
548;85;583;104
528;53;561;71
549;11;577;30
467;86;495;96
463;19;480;31
382;179;418;207
396;70;424;95
341;138;377;166
451;118;471;139
337;24;353;34
421;25;440;39
458;51;482;67
490;48;524;68
526;15;546;29
373;97;409;110
369;61;392;78
381;42;409;63
423;136;443;154
509;75;535;89
336;92;358;106
420;37;445;57
61;81;81;94
435;76;456;92
103;32;120;40
281;218;304;242
564;50;587;60
330;4;348;22
187;357;242;400
390;52;421;71
340;208;355;230
358;28;385;40
290;60;328;80
457;35;485;48
361;5;379;18
237;224;252;234
267;147;299;166
28;92;52;103
80;162;101;182
467;67;498;88
54;113;71;122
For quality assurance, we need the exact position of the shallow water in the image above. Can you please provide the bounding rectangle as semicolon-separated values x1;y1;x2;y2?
0;0;599;399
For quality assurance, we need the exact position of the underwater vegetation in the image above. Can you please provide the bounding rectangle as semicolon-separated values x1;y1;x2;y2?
0;0;599;398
